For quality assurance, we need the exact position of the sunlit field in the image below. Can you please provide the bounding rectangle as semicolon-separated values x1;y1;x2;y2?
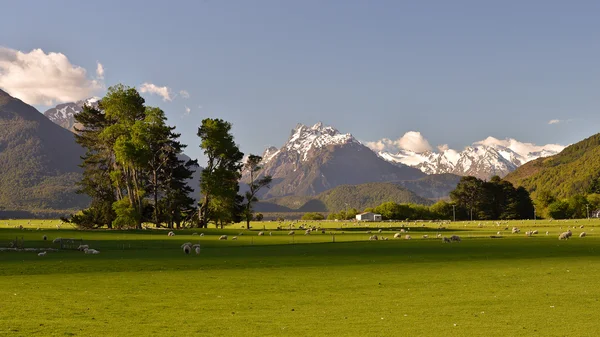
1;219;600;336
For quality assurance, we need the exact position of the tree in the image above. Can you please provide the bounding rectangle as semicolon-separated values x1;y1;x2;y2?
547;200;570;219
197;118;244;228
243;155;272;229
301;212;325;220
450;176;484;220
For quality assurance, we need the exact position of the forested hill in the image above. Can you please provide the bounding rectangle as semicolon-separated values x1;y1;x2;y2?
255;182;432;213
504;133;600;199
0;89;87;215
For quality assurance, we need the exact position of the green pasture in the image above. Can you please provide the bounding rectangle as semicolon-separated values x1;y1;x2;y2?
1;219;600;336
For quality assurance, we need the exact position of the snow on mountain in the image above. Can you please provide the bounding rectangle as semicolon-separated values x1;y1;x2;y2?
252;122;424;197
265;122;359;163
43;97;100;132
375;137;565;179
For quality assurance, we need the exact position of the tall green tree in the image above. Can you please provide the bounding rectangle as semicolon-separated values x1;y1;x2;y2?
243;155;272;229
450;176;483;220
197;118;244;228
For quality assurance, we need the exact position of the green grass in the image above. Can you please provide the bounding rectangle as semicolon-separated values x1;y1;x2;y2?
1;219;600;336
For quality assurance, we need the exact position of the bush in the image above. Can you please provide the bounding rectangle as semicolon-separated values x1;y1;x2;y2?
301;212;325;221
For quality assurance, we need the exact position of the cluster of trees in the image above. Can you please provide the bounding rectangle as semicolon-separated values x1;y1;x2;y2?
72;85;271;229
448;176;534;220
535;191;600;219
323;176;536;221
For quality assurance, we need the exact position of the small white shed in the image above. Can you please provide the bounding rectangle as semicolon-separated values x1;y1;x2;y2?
356;212;382;222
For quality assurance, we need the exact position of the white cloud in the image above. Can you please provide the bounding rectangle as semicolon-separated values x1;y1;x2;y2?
366;131;432;153
474;136;565;157
179;90;190;99
139;82;172;101
0;47;102;105
96;62;104;80
548;119;561;125
184;106;191;115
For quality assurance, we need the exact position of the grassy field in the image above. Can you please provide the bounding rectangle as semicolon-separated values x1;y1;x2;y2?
1;219;599;336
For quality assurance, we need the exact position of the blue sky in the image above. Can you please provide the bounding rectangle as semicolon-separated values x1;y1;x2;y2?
1;0;599;163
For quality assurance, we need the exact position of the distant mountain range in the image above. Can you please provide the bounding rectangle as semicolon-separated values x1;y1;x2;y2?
0;93;570;217
376;138;564;179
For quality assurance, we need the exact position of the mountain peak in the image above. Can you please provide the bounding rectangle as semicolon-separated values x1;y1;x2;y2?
285;122;356;161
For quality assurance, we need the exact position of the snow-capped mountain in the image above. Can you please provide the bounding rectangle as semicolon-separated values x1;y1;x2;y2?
377;138;565;179
248;122;425;197
42;97;100;132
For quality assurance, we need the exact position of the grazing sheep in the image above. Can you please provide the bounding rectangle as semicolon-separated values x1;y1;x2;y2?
532;230;539;234
566;230;573;238
181;242;192;249
450;235;461;242
77;244;89;251
422;235;428;239
580;232;586;238
394;233;401;239
525;231;533;237
558;232;570;240
442;237;451;243
546;231;549;235
258;231;264;236
580;225;584;229
405;235;412;240
437;233;442;238
200;233;204;237
232;236;238;240
369;235;378;241
378;229;382;233
512;227;520;234
400;229;406;233
183;245;191;254
497;231;501;235
168;231;175;237
288;231;295;235
219;235;228;240
38;251;47;257
52;237;62;244
43;235;47;241
195;246;201;255
270;232;273;236
192;244;200;248
84;248;100;254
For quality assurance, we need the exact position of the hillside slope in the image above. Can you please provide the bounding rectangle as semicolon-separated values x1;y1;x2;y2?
256;181;432;213
0;89;87;214
504;133;600;199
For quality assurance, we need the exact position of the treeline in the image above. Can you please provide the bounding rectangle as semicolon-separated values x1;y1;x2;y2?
324;176;535;221
534;192;600;219
71;84;271;229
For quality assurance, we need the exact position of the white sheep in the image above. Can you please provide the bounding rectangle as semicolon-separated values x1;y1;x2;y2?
558;232;570;240
383;237;389;241
378;229;382;233
232;236;238;240
512;227;520;234
288;231;295;235
168;231;175;237
532;230;539;234
219;235;227;240
450;235;461;242
305;229;311;235
369;235;378;241
497;231;501;235
422;235;428;239
38;251;46;257
580;232;586;238
200;233;204;237
405;235;412;240
183;245;191;254
181;242;192;249
258;231;264;236
84;248;100;254
77;244;89;251
546;231;549;235
394;233;401;239
437;233;442;238
195;246;201;254
52;237;62;244
525;231;533;237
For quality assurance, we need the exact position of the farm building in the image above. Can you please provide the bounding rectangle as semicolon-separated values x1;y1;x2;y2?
356;212;382;222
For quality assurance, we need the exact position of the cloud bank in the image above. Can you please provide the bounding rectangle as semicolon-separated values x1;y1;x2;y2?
0;47;103;105
366;131;432;153
139;82;172;101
